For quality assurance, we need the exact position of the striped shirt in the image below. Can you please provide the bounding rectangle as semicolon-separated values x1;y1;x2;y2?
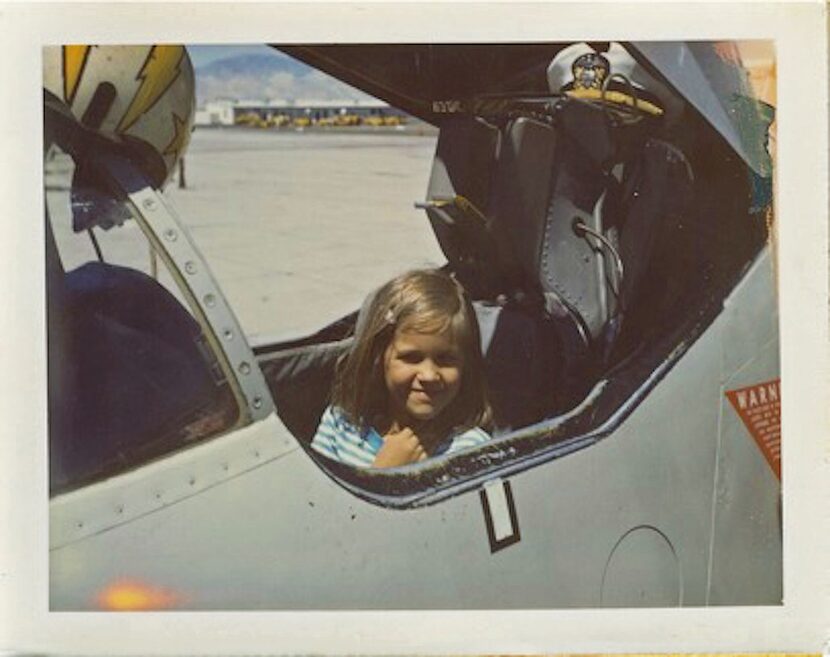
310;405;490;468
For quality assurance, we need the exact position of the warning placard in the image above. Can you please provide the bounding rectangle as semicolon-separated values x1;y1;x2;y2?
725;378;781;479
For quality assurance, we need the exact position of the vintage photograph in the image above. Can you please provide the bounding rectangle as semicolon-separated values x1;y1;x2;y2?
44;39;783;611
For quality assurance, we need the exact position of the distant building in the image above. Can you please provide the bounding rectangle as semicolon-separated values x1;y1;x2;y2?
194;97;407;126
194;100;236;126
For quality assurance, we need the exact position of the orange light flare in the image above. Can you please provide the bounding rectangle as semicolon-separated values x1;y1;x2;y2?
736;40;777;108
736;40;777;161
96;578;183;611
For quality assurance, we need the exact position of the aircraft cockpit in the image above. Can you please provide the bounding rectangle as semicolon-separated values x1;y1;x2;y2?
45;40;782;611
46;42;774;506
252;41;774;504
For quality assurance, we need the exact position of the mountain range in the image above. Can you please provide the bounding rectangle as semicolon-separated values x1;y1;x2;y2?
194;52;371;104
194;52;308;79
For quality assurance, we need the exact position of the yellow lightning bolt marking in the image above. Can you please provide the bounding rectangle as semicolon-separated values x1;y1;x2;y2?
117;45;185;133
163;112;190;161
63;45;92;104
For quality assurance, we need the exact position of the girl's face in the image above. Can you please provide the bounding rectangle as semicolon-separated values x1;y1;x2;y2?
383;325;463;427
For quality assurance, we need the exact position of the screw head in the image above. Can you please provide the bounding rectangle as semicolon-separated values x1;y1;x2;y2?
142;198;157;211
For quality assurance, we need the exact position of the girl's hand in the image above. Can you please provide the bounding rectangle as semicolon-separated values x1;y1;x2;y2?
373;427;427;468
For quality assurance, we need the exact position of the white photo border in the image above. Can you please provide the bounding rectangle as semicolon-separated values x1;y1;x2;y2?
1;1;828;654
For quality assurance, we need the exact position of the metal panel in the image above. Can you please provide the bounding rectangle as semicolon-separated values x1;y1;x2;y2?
49;413;296;549
49;256;781;610
721;251;779;379
708;253;782;604
100;151;275;423
707;342;782;605
51;313;726;609
600;525;681;607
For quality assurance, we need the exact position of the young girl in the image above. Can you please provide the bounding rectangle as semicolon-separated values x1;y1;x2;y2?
311;269;492;468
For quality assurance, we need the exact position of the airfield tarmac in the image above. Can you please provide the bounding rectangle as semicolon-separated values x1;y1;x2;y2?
166;126;445;340
49;126;444;341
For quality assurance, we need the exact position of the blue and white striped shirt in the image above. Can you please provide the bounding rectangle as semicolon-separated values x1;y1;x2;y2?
310;405;490;468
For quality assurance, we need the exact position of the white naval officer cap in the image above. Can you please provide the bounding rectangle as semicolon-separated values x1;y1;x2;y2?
546;42;682;124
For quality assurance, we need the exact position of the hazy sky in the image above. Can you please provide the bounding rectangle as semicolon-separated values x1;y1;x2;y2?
186;44;283;68
186;43;371;104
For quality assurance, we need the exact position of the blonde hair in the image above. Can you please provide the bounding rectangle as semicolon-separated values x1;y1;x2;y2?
332;269;491;434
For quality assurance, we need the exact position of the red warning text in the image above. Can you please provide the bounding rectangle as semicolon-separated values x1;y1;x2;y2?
725;379;781;479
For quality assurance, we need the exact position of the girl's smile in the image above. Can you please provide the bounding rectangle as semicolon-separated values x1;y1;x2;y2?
383;328;463;426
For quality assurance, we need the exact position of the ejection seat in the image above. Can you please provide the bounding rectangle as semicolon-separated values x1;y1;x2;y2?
423;115;570;430
422;99;695;431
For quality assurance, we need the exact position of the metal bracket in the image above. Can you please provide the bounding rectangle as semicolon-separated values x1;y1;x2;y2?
97;151;274;423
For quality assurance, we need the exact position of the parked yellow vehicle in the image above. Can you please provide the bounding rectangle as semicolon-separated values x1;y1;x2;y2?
268;114;291;128
364;114;405;127
363;115;385;127
335;113;362;126
235;111;261;127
